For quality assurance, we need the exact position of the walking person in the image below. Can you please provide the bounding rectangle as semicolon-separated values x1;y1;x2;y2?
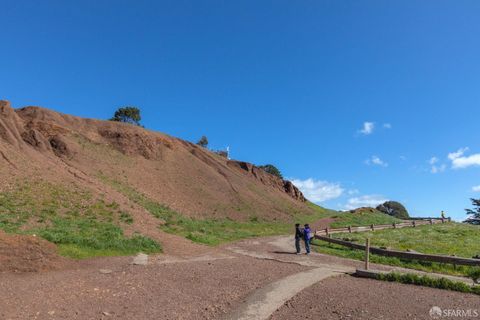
303;224;312;255
294;223;303;254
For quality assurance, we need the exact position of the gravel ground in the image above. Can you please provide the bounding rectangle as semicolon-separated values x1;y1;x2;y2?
2;235;478;320
269;275;480;320
0;254;308;320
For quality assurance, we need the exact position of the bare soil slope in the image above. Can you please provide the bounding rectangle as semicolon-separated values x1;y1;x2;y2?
0;100;316;259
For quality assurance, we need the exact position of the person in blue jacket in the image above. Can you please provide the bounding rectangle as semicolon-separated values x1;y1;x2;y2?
303;224;312;255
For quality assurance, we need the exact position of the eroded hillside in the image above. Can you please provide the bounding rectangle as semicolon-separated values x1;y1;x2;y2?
0;100;323;257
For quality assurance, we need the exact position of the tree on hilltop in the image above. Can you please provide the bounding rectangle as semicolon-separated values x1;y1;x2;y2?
259;164;283;179
376;201;410;219
465;198;480;225
197;136;209;148
110;106;141;126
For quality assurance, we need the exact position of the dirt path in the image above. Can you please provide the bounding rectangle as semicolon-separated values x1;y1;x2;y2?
1;235;478;320
223;268;343;320
222;236;478;320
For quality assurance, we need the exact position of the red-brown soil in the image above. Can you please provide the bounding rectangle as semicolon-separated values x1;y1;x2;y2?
270;275;480;320
0;100;310;222
0;230;67;273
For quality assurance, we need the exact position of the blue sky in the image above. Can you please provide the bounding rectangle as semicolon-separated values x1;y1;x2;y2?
2;1;480;220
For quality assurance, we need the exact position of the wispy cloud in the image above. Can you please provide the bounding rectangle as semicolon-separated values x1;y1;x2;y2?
290;178;344;203
359;122;375;135
472;185;480;192
383;123;392;129
429;156;446;174
448;147;480;169
348;189;360;195
343;194;388;210
365;155;388;167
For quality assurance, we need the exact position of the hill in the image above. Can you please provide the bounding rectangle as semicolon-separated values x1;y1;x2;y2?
0;100;325;259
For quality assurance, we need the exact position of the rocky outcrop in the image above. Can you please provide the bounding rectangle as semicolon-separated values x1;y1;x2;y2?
0;101;25;147
227;160;306;202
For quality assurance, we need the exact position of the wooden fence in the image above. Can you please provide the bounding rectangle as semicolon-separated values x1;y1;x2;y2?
313;225;480;267
315;218;449;237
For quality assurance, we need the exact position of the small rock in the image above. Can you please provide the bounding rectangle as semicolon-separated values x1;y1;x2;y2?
102;311;111;316
132;253;148;265
99;269;112;274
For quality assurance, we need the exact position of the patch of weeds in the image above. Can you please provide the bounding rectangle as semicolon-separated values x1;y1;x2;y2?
376;272;480;295
119;211;134;224
0;180;160;258
468;267;480;283
35;217;161;259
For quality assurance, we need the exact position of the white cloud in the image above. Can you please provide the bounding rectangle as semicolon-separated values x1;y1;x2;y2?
399;155;407;161
448;147;480;169
431;164;446;174
359;122;375;135
472;185;480;192
429;156;446;174
383;123;392;129
343;195;389;210
448;147;469;161
290;178;344;203
365;155;388;167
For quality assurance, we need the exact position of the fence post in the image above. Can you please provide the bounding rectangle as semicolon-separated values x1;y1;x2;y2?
393;222;396;229
365;238;370;270
348;226;352;233
430;219;433;225
371;224;375;231
325;228;329;237
413;220;416;227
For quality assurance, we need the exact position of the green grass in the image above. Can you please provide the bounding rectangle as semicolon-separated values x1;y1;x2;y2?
375;272;480;295
331;223;480;257
314;223;480;277
99;175;339;245
0;180;161;259
329;210;402;228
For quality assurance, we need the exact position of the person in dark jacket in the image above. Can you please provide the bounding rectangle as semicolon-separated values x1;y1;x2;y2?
294;223;303;254
303;224;312;255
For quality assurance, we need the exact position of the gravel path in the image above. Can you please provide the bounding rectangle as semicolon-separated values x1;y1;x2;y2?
1;235;478;320
0;253;308;320
224;268;342;320
269;275;480;320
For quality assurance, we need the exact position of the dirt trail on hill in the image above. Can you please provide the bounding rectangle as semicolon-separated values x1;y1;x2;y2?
1;235;478;320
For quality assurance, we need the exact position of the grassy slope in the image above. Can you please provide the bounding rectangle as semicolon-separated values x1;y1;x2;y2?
0;181;161;259
329;210;402;228
100;175;337;245
314;223;480;277
4;175;477;271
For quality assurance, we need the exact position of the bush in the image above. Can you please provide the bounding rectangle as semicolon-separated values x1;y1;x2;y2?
259;164;283;179
110;106;141;126
197;136;209;148
376;201;410;219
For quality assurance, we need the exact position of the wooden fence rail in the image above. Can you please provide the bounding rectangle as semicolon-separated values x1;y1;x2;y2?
315;218;449;237
314;234;480;267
